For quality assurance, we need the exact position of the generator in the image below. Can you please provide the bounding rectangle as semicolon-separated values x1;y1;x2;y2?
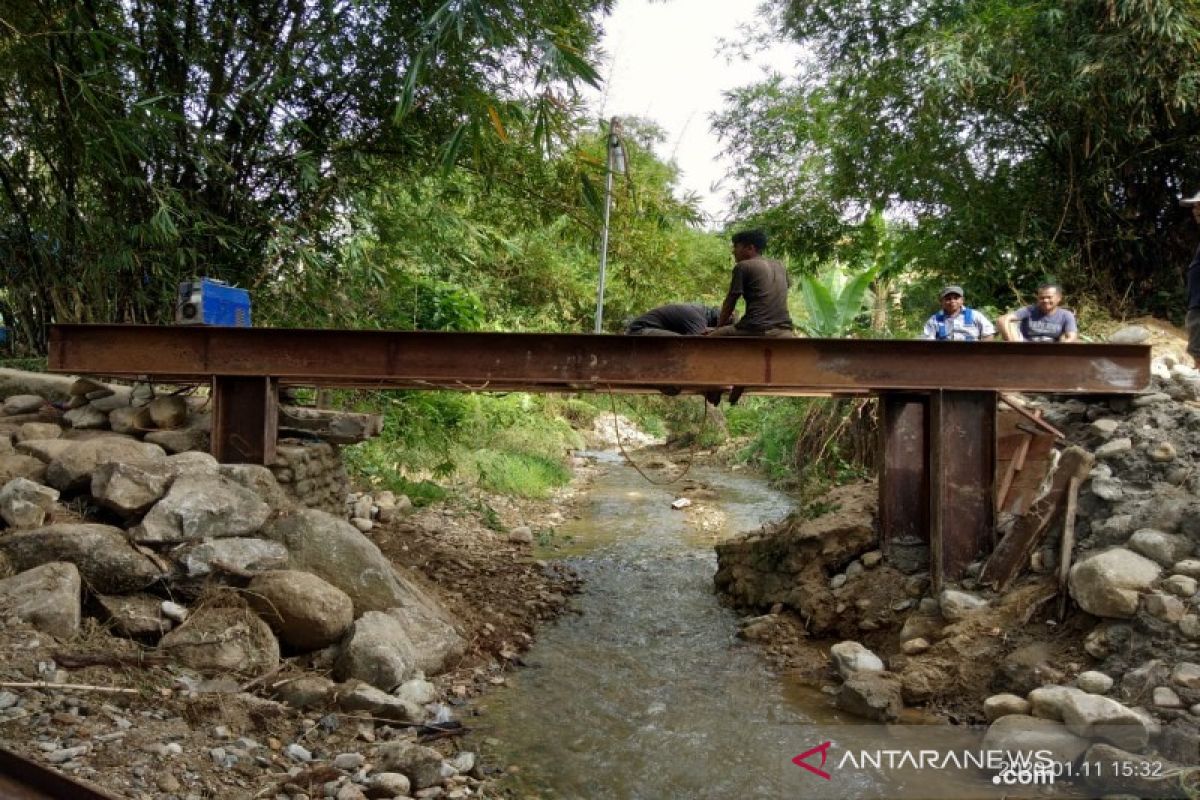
176;278;251;326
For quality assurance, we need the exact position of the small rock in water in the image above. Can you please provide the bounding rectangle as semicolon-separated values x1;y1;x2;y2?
670;498;692;510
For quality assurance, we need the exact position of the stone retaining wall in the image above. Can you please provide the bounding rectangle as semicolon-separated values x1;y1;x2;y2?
269;439;350;515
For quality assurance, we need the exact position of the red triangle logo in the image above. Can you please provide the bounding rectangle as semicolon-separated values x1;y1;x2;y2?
792;741;833;780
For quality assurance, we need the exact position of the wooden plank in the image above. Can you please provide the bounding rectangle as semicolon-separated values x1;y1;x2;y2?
1001;434;1058;516
999;393;1065;439
929;390;996;590
1057;475;1083;619
979;446;1094;592
996;432;1031;515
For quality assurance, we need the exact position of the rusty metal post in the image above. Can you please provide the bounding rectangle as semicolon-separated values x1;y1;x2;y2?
212;376;278;465
929;390;996;590
878;394;930;573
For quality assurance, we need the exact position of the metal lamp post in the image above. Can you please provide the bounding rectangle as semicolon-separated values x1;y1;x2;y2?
594;117;625;333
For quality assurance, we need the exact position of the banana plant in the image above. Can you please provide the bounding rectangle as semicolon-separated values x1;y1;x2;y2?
797;264;878;338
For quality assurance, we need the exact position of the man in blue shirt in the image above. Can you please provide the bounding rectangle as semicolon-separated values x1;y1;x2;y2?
998;284;1079;343
920;285;995;341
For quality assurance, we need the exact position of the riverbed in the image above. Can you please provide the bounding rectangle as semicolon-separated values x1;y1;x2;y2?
469;453;866;798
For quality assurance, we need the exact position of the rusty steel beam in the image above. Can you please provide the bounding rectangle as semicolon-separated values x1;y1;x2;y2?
878;395;930;573
212;376;278;465
929;390;996;590
48;325;1150;395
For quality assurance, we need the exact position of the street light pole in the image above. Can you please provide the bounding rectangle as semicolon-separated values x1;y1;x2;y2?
594;117;624;334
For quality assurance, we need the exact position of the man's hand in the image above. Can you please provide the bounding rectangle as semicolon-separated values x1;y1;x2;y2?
997;313;1021;342
717;294;738;328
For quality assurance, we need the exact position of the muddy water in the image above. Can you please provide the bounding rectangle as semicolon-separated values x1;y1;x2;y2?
469;453;870;798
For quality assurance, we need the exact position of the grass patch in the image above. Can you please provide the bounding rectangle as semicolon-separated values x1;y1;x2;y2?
473;450;571;498
342;390;583;501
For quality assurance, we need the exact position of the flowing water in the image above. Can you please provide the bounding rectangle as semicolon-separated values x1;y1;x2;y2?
468;452;862;798
469;452;1048;800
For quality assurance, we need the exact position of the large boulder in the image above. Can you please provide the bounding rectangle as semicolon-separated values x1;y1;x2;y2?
178;538;289;578
836;672;903;722
263;509;456;623
129;474;272;543
335;681;423;723
1060;690;1152;752
0;370;112;404
3;394;47;415
334;611;417;690
0;478;59;528
387;604;467;676
0;562;80;638
246;570;354;651
91;461;174;517
14;423;61;443
1068;548;1162;618
374;741;444;790
1029;685;1087;721
0;454;47;484
143;429;208;454
95;593;173;638
982;715;1091;764
1127;529;1194;567
147;396;188;430
0;523;163;593
45;437;165;492
158;606;279;676
16;439;74;463
217;464;294;512
63;405;108;430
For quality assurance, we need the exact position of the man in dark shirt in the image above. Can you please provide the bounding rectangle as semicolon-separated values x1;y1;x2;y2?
709;229;795;338
1183;191;1200;367
625;303;720;336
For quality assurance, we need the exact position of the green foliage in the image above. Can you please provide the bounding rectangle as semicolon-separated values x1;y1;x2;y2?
720;0;1200;316
474;451;571;498
729;397;875;497
467;499;506;532
797;265;877;337
343;391;583;501
0;0;609;350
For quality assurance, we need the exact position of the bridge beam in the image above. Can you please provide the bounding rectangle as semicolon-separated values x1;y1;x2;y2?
48;325;1148;584
48;325;1149;394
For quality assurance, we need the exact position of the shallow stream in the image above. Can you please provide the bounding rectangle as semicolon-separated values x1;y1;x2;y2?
469;452;861;798
469;452;1047;799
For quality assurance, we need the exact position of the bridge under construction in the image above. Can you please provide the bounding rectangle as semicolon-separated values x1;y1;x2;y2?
48;324;1150;589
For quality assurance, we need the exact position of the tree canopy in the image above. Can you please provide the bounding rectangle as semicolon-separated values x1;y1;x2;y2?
0;0;610;349
717;0;1200;316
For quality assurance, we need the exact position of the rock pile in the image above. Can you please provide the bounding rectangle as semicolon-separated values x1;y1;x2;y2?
0;373;481;755
0;394;464;681
717;341;1200;778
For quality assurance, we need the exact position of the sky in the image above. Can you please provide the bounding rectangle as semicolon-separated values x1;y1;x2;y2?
583;0;804;226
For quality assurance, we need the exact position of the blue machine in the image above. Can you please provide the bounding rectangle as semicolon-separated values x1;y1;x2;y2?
176;278;251;326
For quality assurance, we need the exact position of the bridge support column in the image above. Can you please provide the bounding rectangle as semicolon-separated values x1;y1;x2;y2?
212;376;278;465
879;390;996;590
